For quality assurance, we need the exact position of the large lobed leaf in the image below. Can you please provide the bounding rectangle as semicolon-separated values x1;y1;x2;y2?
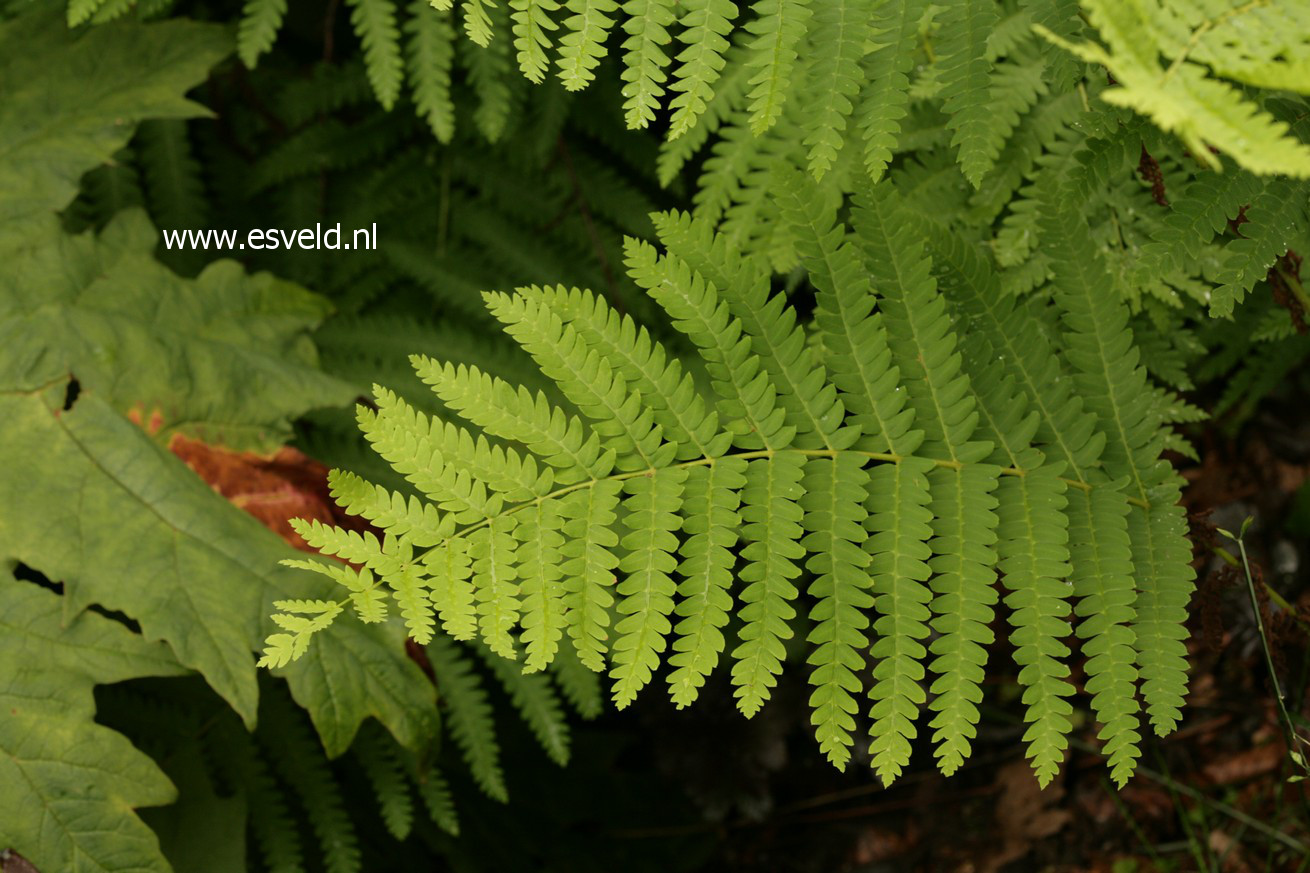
0;575;186;873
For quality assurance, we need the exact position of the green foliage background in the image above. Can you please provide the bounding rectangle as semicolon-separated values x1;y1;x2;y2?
0;0;1308;871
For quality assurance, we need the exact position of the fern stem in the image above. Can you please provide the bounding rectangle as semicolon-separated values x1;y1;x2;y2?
379;449;1127;569
1223;521;1310;779
314;450;1142;624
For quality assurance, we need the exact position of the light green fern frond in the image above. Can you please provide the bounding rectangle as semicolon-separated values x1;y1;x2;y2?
1038;0;1310;177
268;199;1199;791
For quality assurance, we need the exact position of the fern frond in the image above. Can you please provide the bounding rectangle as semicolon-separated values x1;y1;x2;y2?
271;180;1205;792
354;728;415;840
262;695;362;873
428;635;507;801
1038;0;1310;177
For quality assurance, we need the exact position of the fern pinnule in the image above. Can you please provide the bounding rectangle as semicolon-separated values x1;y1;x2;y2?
936;0;999;187
799;0;866;179
729;452;806;716
856;0;926;183
424;537;478;639
742;0;811;135
413;357;616;481
665;0;739;141
347;0;405;109
611;467;688;706
801;453;873;769
486;290;674;470
666;458;746;707
515;500;569;671
414;765;460;835
624;235;792;450
510;0;561;82
518;284;731;460
237;0;288;67
619;0;677;128
556;0;620;90
559;479;624;671
406;2;458;142
661;43;750;183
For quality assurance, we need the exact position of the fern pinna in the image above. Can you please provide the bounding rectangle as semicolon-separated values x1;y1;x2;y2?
263;175;1195;788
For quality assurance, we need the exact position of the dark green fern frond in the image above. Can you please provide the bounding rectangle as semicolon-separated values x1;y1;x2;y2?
353;725;416;840
427;635;508;801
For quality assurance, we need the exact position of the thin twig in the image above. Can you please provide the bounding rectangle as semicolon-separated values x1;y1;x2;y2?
1219;520;1310;780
